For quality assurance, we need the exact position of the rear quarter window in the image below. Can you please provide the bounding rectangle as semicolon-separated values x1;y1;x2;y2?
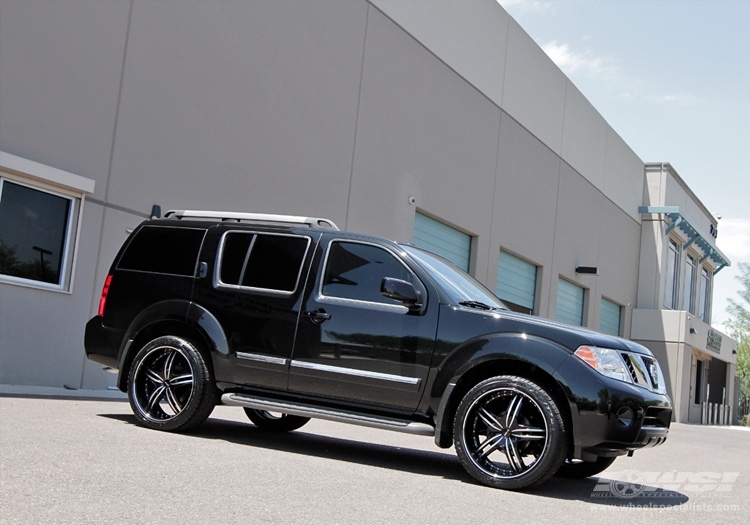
117;226;206;276
217;231;310;293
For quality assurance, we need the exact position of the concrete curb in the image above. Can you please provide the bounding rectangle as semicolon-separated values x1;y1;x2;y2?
0;384;127;401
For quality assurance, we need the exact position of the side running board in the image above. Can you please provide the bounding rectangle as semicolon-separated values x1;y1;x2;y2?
221;393;435;437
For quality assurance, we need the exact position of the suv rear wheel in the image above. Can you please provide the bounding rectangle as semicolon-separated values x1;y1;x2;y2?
128;335;217;432
453;375;567;490
243;409;310;432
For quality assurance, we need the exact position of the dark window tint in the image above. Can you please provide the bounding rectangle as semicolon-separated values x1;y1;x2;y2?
0;180;71;285
118;226;205;276
220;232;309;292
322;242;413;304
219;232;253;285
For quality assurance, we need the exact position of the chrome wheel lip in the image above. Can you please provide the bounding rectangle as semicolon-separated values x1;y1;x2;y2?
461;386;550;480
131;344;195;423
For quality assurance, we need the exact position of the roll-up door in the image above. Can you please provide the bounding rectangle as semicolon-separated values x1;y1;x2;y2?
599;298;622;336
556;278;585;326
496;250;536;314
413;212;470;272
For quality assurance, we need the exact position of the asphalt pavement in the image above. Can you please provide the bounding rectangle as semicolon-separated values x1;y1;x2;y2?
1;391;748;524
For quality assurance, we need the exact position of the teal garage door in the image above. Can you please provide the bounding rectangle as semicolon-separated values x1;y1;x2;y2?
496;250;537;314
413;212;471;272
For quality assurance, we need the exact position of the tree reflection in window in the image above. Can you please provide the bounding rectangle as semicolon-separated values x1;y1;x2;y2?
0;180;71;285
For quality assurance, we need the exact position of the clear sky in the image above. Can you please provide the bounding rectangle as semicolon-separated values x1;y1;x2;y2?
498;0;750;331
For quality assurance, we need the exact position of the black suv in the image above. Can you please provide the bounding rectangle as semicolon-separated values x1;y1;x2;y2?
85;210;671;490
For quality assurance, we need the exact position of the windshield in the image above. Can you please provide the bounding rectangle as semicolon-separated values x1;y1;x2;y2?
401;245;507;310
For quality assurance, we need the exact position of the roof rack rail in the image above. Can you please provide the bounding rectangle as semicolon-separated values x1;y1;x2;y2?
163;210;339;230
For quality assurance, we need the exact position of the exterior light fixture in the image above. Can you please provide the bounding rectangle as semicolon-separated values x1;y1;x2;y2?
575;266;599;275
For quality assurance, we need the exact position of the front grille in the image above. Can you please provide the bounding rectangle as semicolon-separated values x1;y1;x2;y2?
619;352;666;394
621;353;650;388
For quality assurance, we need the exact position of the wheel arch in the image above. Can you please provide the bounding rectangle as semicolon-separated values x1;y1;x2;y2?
116;300;226;391
432;336;574;450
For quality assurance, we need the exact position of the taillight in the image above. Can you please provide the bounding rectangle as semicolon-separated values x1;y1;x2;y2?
98;274;113;316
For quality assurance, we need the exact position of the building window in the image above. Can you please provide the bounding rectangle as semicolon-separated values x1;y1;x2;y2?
0;179;78;289
664;239;680;309
683;254;697;313
600;298;622;336
0;152;94;292
496;250;537;314
412;212;471;272
556;278;585;326
699;266;711;323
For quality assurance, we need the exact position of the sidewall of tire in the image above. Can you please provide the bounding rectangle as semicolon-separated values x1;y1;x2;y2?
128;335;216;432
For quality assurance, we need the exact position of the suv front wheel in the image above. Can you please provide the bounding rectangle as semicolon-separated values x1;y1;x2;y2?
127;335;217;432
453;375;567;490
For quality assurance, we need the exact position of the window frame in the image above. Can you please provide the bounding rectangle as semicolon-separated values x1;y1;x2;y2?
682;253;698;314
214;230;312;296
699;265;712;323
664;238;681;310
317;239;424;313
0;152;93;293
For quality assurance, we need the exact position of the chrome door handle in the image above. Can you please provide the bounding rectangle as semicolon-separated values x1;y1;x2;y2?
303;309;331;324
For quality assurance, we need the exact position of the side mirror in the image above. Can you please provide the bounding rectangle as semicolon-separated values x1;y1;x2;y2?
380;277;422;309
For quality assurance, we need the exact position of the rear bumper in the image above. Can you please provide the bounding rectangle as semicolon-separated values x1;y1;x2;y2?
84;316;123;370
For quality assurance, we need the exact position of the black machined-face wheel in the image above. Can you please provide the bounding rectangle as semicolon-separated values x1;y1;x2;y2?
128;335;217;432
131;344;195;423
454;376;567;490
463;388;548;478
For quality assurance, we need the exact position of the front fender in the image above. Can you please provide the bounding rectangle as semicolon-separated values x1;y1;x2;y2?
431;333;572;448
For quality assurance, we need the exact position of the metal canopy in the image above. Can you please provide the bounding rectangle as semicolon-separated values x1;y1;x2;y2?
639;206;730;274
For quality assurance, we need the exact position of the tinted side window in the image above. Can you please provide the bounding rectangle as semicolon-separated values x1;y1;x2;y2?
118;226;205;276
322;241;413;304
218;232;309;293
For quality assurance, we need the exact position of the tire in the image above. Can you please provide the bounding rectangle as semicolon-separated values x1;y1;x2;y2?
453;375;567;490
556;456;617;478
244;408;310;432
127;335;217;432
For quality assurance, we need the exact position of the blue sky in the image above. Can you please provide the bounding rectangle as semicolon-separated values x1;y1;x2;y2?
498;0;750;330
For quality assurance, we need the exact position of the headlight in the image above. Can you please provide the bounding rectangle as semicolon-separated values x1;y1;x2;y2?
575;345;668;394
574;346;632;384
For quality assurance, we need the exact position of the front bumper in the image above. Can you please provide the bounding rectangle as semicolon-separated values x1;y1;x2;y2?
554;354;672;461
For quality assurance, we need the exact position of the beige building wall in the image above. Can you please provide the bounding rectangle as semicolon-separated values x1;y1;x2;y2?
632;164;736;423
0;0;726;416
